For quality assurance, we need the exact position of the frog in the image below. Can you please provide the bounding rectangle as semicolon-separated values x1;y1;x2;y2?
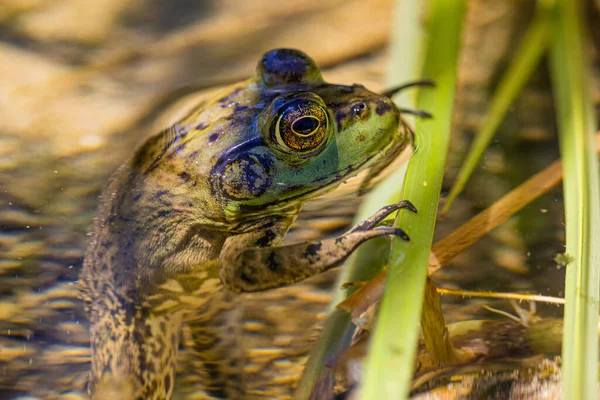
79;48;418;400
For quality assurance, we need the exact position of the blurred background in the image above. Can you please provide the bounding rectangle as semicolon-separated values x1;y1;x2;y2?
0;0;598;398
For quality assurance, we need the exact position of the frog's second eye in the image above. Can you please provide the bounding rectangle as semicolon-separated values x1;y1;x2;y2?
274;100;328;154
257;48;323;86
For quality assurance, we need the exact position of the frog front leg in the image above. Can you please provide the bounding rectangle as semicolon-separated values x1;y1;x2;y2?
219;200;416;292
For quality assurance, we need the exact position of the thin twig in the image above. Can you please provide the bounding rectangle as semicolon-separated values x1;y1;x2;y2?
438;288;564;305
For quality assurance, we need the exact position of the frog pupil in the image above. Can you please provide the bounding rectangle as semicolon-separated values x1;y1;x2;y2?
292;117;319;135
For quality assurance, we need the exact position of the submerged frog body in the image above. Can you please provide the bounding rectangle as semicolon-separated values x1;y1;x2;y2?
80;48;415;399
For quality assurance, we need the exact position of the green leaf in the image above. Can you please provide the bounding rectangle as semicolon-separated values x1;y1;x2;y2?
358;0;465;398
549;0;600;398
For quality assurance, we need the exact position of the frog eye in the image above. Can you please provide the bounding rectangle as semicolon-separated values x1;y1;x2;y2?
257;49;323;86
274;100;329;153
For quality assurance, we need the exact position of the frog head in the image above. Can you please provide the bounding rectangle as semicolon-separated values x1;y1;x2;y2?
129;49;411;226
209;49;410;221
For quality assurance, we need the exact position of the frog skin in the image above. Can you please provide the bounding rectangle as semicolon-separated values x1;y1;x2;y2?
79;48;416;400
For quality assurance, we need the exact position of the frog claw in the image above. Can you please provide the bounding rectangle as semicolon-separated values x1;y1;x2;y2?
349;200;417;233
398;199;418;214
373;226;410;241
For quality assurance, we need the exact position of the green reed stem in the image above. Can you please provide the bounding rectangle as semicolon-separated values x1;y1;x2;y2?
358;0;464;398
549;0;600;398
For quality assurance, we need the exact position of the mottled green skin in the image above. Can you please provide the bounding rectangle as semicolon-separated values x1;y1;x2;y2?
80;49;412;399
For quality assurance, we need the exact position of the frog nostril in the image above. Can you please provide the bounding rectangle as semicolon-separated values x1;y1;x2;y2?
351;102;369;118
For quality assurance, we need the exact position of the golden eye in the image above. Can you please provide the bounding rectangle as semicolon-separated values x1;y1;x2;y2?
275;100;328;153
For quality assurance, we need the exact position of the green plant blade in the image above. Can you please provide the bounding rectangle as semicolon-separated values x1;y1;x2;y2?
294;167;412;400
549;0;600;398
358;0;465;398
295;0;424;396
442;0;552;215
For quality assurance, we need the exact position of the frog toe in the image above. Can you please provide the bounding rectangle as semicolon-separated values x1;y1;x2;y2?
349;200;417;233
372;226;410;241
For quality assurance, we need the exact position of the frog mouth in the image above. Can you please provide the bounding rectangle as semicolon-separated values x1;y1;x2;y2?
358;119;415;194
